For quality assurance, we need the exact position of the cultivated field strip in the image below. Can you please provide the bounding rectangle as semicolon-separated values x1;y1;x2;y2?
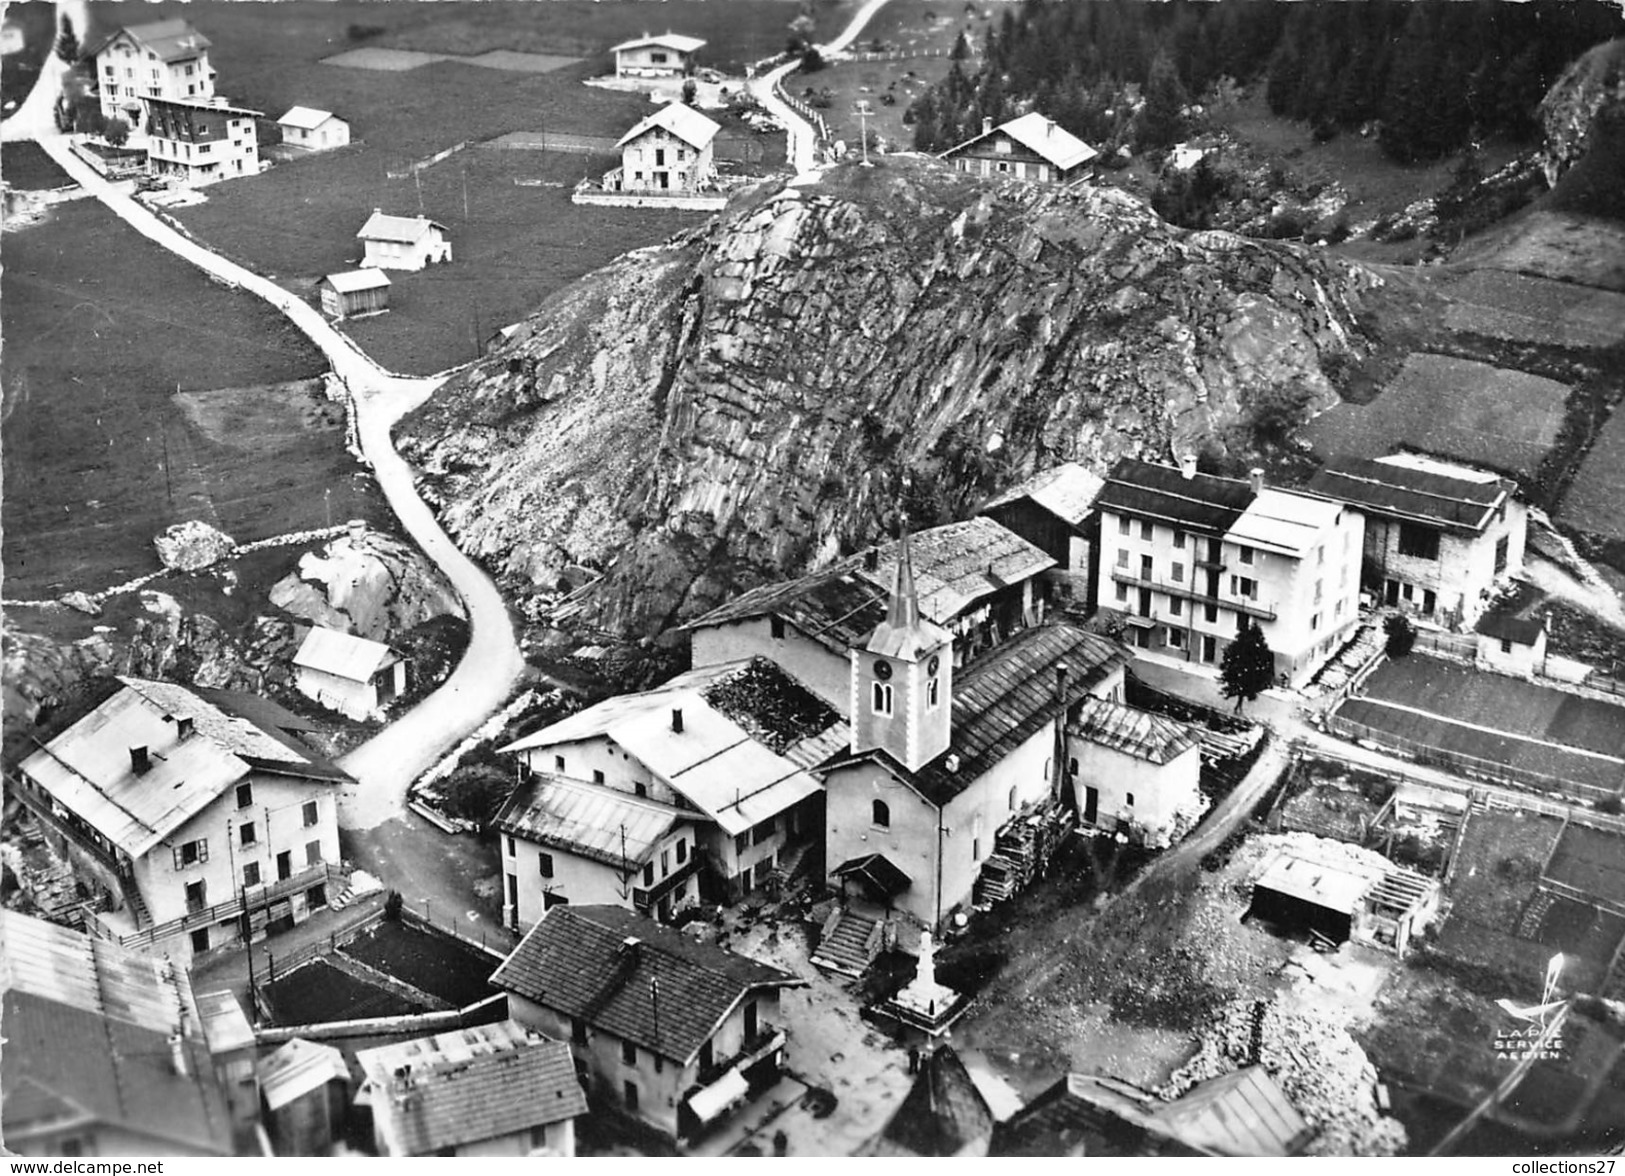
1558;405;1625;542
1443;269;1625;351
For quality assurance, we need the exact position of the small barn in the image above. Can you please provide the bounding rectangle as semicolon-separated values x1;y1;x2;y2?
1247;851;1381;945
292;627;406;722
259;1038;351;1156
1476;609;1548;677
319;269;390;319
356;211;451;271
278;107;350;151
980;462;1104;602
612;33;706;77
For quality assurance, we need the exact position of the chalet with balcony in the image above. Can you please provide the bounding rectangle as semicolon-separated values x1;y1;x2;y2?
940;112;1099;185
492;905;803;1143
499;657;839;906
1094;456;1364;687
354;1021;586;1157
684;516;1056;711
12;679;350;962
611;102;720;195
612;33;706;77
89;18;216;131
0;911;235;1156
1306;453;1526;629
980;462;1105;604
144;96;261;187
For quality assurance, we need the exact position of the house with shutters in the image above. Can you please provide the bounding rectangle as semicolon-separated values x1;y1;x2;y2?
1306;452;1526;629
940;112;1099;184
353;1021;587;1157
89;18;216;131
499;657;840;910
683;516;1056;711
611;102;720;195
143;96;261;187
1094;456;1364;687
979;462;1105;605
12;679;349;962
491;905;803;1143
357;211;452;270
612;33;707;77
815;535;1134;966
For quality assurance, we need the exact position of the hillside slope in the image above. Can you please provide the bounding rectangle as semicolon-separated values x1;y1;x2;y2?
397;158;1383;640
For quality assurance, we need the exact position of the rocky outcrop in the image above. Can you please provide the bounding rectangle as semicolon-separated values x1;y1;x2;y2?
399;158;1381;640
1540;38;1625;187
154;520;237;571
2;624;121;745
267;526;465;642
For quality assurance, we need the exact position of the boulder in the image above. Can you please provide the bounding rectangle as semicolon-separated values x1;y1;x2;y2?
58;591;102;616
154;520;236;572
268;525;464;643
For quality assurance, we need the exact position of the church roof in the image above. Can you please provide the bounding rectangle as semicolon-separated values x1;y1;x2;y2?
868;1046;994;1156
866;531;953;661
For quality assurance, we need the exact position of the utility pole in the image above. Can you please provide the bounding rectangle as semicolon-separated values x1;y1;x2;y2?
461;163;470;221
854;100;874;167
414;168;424;214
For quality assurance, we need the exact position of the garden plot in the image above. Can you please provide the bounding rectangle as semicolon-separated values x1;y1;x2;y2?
1443;269;1625;352
1465;210;1625;293
1303;352;1569;480
1545;824;1625;911
340;918;504;1009
1559;407;1625;543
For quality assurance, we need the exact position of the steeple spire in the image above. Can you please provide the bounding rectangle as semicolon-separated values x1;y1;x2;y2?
887;527;921;631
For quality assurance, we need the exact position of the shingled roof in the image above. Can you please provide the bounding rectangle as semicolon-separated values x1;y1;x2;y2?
1305;454;1510;533
981;462;1105;527
824;622;1129;807
1070;697;1198;764
1095;458;1256;536
490;906;802;1065
493;773;690;869
868;1045;995;1156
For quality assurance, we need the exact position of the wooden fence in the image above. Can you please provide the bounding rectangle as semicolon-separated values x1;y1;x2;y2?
774;79;831;143
838;47;950;62
1412;629;1480;662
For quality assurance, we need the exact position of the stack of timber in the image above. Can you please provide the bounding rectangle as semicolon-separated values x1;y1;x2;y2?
974;799;1073;906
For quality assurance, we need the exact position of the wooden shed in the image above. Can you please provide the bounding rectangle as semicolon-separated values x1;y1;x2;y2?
319;269;390;319
259;1038;351;1156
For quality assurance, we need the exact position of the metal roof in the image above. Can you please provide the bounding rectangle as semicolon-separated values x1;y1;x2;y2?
1095;458;1257;536
292;626;397;682
357;211;449;244
501;661;830;836
1224;489;1344;559
89;19;211;63
493;773;690;868
1070;697;1198;765
1150;1066;1312;1157
258;1038;350;1112
1305;454;1509;533
491;906;802;1065
942;112;1099;170
616;101;721;150
0;912;231;1154
1252;850;1386;915
323;268;391;294
356;1023;585;1155
277;105;341;131
612;33;707;54
981;462;1105;527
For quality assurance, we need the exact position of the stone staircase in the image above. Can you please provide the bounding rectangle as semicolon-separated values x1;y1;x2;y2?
1303;618;1386;701
809;907;881;977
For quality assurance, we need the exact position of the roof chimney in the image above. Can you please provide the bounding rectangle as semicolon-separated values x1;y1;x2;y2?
671;708;684;734
1180;453;1197;481
1250;467;1265;494
347;518;366;543
169;1032;189;1077
982;116;992;136
176;716;195;742
864;547;880;572
130;746;151;775
619;936;641;960
1055;661;1069;702
945;752;961;773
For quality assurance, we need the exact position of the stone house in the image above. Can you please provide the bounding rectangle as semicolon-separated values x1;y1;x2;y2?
1067;696;1201;849
1475;609;1549;677
1094;456;1365;687
356;211;452;270
1306;452;1526;629
89;18;215;130
979;462;1105;605
291;626;407;721
940;112;1099;184
490;905;803;1143
612;102;720;195
13;679;349;962
612;33;706;77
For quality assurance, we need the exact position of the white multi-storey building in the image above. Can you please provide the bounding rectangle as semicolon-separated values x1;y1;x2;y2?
1093;456;1365;687
90;19;216;131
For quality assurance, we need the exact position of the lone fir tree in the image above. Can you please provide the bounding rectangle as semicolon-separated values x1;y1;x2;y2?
1219;619;1275;712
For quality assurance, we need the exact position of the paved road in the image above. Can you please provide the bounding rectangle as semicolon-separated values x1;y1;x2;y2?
0;0;87;143
33;137;526;834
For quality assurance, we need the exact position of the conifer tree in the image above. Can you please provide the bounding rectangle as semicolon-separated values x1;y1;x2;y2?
1220;620;1276;713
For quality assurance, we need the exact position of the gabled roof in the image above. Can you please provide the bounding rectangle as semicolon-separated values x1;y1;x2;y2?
323;268;392;294
357;211;449;244
356;1022;585;1156
144;96;262;119
258;1038;350;1112
1150;1066;1312;1157
490;906;802;1065
1253;849;1386;915
1476;609;1545;645
293;626;398;682
1226;489;1344;559
993;1073;1196;1157
493;773;690;868
277;105;341;131
195;989;255;1056
1095;458;1257;536
1070;697;1198;764
981;462;1105;527
1305;454;1511;534
89;19;211;63
825;622;1129;807
17;678;349;858
0;911;232;1155
501;661;838;836
942;112;1099;170
683;518;1053;646
869;1045;994;1156
612;33;707;55
616;102;721;151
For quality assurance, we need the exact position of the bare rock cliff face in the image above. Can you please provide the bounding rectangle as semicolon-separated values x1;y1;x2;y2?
398;159;1380;640
1540;37;1625;187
